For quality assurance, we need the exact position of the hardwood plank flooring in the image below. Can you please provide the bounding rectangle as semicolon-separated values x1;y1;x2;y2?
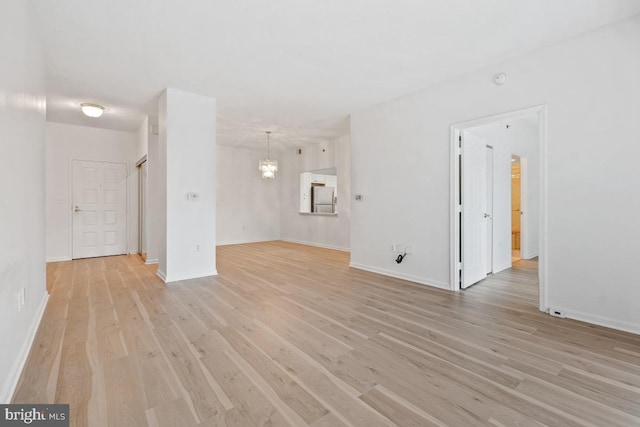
13;241;640;426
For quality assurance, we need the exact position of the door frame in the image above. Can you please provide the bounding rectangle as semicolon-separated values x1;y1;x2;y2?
449;105;548;312
136;155;147;260
70;158;129;259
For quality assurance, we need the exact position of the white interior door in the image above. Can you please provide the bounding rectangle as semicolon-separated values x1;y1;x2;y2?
72;160;127;259
486;146;494;274
462;132;488;288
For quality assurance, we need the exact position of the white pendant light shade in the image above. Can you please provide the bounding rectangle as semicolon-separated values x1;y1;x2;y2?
80;103;105;118
258;131;278;179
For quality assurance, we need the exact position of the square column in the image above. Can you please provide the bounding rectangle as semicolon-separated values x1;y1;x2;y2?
157;88;217;282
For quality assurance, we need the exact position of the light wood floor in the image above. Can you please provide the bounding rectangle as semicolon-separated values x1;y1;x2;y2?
13;241;640;426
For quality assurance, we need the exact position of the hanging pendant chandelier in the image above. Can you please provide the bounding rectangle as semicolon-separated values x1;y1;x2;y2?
258;131;278;179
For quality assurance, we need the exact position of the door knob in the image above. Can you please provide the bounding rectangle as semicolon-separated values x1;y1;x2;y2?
484;213;491;218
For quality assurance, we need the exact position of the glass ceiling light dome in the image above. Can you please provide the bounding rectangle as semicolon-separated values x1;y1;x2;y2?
80;103;105;118
259;131;278;179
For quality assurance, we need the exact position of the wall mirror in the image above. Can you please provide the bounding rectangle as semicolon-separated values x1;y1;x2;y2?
299;167;337;215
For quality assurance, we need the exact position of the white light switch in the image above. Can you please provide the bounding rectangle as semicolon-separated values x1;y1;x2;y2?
186;192;200;201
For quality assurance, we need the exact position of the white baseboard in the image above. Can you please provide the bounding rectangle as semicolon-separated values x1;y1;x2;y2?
280;238;350;252
553;307;640;336
145;259;158;265
349;262;450;290
46;256;71;263
157;268;218;283
217;238;279;246
1;292;49;403
156;269;167;282
164;270;218;284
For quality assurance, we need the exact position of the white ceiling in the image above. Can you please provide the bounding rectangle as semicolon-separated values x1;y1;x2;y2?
31;0;640;148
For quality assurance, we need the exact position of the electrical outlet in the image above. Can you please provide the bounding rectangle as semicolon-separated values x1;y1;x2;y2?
196;244;200;252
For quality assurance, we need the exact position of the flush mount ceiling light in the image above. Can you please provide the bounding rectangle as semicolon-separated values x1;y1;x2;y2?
80;103;105;118
258;131;278;179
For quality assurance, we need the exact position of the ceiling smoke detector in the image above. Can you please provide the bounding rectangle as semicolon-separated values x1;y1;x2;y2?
493;73;507;85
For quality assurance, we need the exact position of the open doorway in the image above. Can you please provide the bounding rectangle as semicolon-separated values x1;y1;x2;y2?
450;105;547;310
511;155;521;262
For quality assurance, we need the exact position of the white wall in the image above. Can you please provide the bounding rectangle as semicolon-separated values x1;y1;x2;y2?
467;115;540;271
146;130;160;264
0;0;47;403
351;15;640;333
157;95;168;273
136;116;148;162
45;122;138;261
158;88;217;283
280;136;351;251
217;145;280;245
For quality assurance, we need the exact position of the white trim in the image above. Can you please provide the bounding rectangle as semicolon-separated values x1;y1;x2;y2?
145;259;158;265
553;308;640;336
126;161;132;255
538;106;549;312
156;269;167;282
518;156;529;261
449;105;548;313
135;155;147;168
449;128;459;294
67;157;73;259
451;105;544;130
1;292;49;403
46;256;72;263
164;270;218;284
349;262;450;290
137;159;146;257
280;238;350;252
298;212;338;217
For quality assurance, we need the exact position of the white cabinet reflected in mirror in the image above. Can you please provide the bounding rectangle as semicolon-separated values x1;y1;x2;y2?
299;167;337;215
